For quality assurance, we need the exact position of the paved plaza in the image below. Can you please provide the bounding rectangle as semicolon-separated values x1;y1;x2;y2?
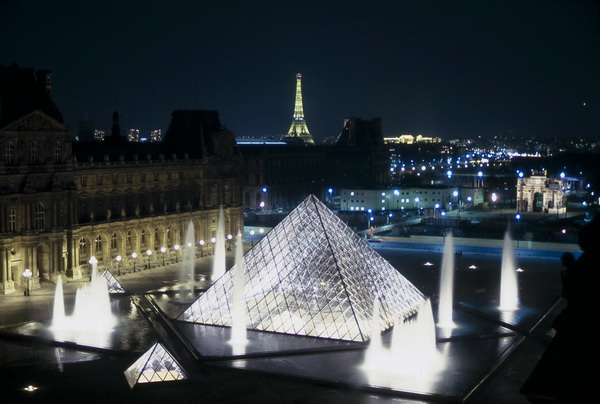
0;241;570;403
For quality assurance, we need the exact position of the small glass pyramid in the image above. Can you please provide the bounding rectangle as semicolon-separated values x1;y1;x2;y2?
124;343;187;388
102;270;126;294
178;195;426;342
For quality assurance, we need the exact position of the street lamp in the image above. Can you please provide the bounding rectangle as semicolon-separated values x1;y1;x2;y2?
160;246;166;266
146;249;152;269
174;244;180;263
210;237;216;254
116;255;122;275
227;234;233;251
89;256;98;280
131;252;137;272
249;229;255;246
198;240;205;257
23;268;32;296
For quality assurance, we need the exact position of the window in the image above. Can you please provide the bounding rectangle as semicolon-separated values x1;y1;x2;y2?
8;209;16;232
34;203;45;230
126;230;132;249
95;235;103;252
97;175;103;185
80;176;87;187
5;142;14;164
141;229;146;247
79;238;87;256
96;199;103;218
30;142;38;164
54;141;61;163
111;233;118;250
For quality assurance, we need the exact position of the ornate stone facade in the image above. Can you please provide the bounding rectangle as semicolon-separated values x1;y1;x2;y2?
0;65;243;294
516;173;567;214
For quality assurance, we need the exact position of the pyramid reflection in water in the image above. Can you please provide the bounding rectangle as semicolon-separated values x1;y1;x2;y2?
178;195;425;342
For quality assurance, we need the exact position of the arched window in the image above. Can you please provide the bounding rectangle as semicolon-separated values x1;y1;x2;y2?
141;229;146;247
95;234;103;252
79;238;87;256
111;233;118;250
126;230;132;249
34;202;45;230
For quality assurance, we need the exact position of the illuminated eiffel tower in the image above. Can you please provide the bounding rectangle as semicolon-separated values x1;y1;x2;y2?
284;73;315;145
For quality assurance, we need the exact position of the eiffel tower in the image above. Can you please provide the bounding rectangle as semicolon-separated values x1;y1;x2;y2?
284;73;315;145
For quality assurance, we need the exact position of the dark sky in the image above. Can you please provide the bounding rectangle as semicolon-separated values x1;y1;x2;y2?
1;0;599;141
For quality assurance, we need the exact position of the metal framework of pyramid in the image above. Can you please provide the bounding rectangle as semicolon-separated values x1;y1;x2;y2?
177;195;426;342
102;270;126;294
124;343;187;388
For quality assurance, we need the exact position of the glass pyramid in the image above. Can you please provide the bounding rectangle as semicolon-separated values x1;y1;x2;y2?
178;195;426;342
124;343;187;389
102;270;126;294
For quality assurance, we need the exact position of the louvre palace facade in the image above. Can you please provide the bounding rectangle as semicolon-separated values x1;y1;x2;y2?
0;64;243;294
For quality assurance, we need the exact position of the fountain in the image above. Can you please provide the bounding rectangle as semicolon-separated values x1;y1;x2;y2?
362;298;384;370
499;231;519;310
51;259;117;343
182;220;196;292
392;300;437;364
438;231;455;328
212;206;226;279
362;298;442;380
229;231;248;348
52;275;66;329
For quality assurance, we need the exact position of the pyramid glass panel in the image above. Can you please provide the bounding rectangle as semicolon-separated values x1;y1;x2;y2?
124;343;187;388
178;195;426;342
102;270;126;294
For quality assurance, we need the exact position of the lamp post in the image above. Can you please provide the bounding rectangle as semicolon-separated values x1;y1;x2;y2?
227;233;233;251
249;230;255;246
210;237;216;254
160;247;166;266
23;268;32;296
89;256;98;280
198;240;205;257
116;255;122;275
131;252;137;272
174;244;180;263
453;190;461;224
146;249;152;269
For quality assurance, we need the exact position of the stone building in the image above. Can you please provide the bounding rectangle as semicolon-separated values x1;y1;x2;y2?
516;172;567;214
240;117;389;212
0;65;243;294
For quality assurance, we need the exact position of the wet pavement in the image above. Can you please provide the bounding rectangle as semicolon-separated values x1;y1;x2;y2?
0;242;569;403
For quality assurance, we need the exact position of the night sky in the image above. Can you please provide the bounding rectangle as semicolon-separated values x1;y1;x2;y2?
1;0;599;141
